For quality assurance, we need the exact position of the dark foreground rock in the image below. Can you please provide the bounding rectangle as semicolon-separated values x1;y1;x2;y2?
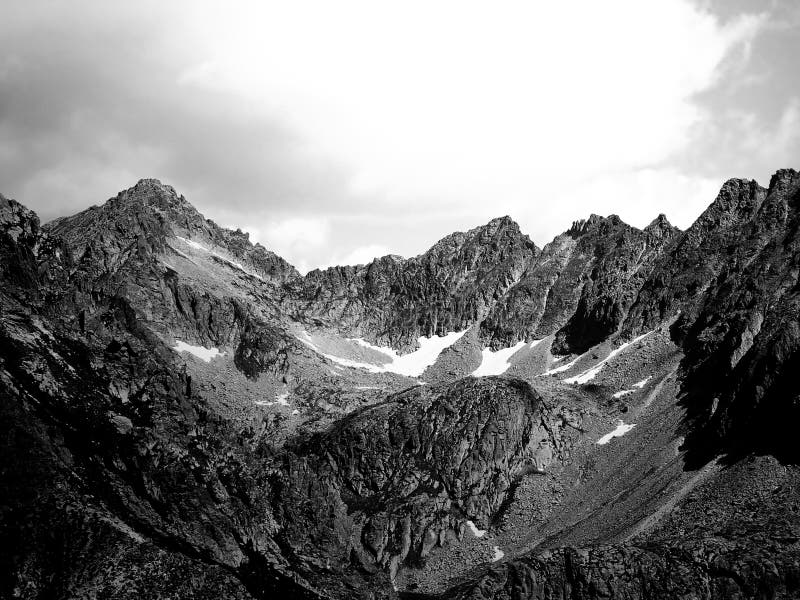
275;378;564;588
439;455;800;600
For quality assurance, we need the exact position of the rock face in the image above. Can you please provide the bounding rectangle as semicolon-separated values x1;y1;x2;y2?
622;176;768;337
662;169;800;464
47;178;299;286
480;213;679;352
2;170;800;600
275;378;564;586
0;258;308;598
285;216;539;349
0;193;41;292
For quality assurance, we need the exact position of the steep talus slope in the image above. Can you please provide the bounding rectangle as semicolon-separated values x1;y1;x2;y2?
284;216;539;350
443;455;800;600
480;213;679;352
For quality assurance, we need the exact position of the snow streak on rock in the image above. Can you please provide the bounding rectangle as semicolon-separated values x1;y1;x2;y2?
541;354;582;376
492;546;505;562
175;235;264;281
172;340;224;362
564;331;653;385
597;420;636;445
465;520;487;538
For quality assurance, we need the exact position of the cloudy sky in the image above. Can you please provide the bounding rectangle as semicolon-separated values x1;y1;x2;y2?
1;1;798;272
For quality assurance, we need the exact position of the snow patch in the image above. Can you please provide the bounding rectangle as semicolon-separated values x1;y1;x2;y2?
297;332;385;372
328;355;385;373
541;354;581;376
176;236;207;252
255;391;291;407
492;546;505;562
173;340;224;362
299;330;467;377
465;520;486;538
613;376;652;398
597;420;636;445
175;236;264;281
564;331;653;385
351;331;468;377
472;340;531;377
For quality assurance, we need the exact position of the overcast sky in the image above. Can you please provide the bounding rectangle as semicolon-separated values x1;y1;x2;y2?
1;1;798;272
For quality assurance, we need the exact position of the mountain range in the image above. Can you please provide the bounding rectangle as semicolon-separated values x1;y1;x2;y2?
1;169;799;599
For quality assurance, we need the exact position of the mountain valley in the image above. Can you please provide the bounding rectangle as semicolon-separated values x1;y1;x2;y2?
1;171;800;599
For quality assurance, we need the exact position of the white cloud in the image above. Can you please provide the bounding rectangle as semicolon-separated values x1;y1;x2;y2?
317;244;392;271
176;1;765;202
242;217;330;273
1;0;782;270
739;98;800;161
676;97;800;184
170;0;768;256
530;168;722;236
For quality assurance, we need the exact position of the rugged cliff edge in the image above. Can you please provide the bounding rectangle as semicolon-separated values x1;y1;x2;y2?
284;216;538;350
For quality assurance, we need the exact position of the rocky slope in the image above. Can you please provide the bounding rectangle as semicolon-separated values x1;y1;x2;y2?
2;170;800;600
273;378;573;592
444;455;800;600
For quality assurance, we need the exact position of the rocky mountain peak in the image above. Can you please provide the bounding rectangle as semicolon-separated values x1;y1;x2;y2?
484;214;519;231
0;193;40;241
109;178;204;228
643;213;679;240
566;213;625;238
698;177;766;228
768;167;800;195
0;193;43;295
130;177;179;195
425;215;536;260
45;180;300;286
286;215;538;348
